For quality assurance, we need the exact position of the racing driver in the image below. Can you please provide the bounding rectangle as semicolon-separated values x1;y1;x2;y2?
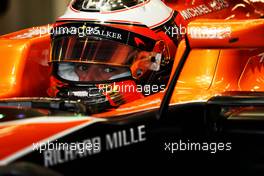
48;0;180;112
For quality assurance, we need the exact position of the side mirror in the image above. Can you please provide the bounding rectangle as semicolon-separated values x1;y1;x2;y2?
158;19;264;120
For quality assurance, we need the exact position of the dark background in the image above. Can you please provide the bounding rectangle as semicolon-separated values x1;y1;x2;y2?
0;0;70;35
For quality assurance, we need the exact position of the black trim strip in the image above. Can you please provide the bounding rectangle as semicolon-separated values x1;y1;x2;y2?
56;20;147;27
208;95;264;106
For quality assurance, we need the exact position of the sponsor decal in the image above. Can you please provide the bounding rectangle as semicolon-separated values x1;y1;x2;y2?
41;125;146;167
105;125;146;150
42;137;101;167
180;0;229;20
53;25;123;40
52;22;156;51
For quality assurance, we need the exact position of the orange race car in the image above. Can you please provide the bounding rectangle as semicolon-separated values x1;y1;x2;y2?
0;0;264;175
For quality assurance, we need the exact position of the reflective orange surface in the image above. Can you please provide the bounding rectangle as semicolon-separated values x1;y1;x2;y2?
0;0;263;119
0;26;51;98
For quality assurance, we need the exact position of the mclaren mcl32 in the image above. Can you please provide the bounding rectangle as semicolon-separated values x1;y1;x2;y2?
0;0;264;175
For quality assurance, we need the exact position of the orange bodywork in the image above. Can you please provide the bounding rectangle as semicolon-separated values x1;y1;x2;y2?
0;26;51;98
0;0;264;118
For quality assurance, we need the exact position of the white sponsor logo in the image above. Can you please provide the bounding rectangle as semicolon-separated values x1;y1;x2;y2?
42;137;101;167
42;125;146;167
105;125;146;150
180;0;229;20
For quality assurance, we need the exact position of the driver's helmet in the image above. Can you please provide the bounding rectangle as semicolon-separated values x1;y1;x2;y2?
48;0;181;112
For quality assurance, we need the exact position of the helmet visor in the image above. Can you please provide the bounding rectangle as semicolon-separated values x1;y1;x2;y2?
52;36;140;66
52;36;162;83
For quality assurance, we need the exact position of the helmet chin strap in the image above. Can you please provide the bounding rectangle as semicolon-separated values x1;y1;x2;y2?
58;63;80;81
